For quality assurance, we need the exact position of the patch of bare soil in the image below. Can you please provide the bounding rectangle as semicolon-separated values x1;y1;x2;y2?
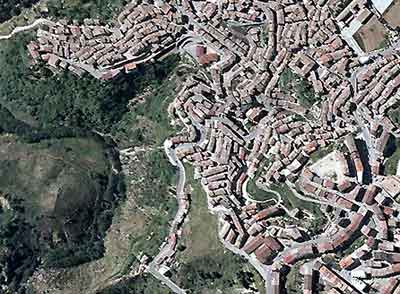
354;15;388;52
383;0;400;29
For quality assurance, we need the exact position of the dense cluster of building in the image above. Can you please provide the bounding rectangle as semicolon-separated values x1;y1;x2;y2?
28;0;184;79
28;0;400;292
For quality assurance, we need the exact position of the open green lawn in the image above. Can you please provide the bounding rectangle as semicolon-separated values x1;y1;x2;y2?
270;183;301;210
277;183;318;213
246;158;277;202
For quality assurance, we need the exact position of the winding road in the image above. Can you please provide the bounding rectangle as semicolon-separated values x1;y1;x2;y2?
145;139;189;294
0;19;54;40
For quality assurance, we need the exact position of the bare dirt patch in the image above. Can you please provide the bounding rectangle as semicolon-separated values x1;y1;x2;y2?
309;151;346;183
383;0;400;29
354;15;389;52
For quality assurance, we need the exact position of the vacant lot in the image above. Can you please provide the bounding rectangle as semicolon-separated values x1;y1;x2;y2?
354;15;389;52
383;0;400;29
310;151;345;183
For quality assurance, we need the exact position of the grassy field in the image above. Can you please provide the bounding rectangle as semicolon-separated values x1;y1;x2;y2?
385;138;400;175
246;158;277;202
0;134;110;221
174;165;265;293
341;235;365;257
126;150;178;257
389;107;400;126
247;178;279;202
269;183;326;234
111;73;179;148
99;274;171;294
179;166;221;259
260;24;269;48
270;183;301;211
276;182;322;215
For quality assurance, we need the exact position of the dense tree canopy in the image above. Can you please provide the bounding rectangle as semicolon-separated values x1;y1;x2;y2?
47;0;129;23
0;0;128;24
0;0;39;23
